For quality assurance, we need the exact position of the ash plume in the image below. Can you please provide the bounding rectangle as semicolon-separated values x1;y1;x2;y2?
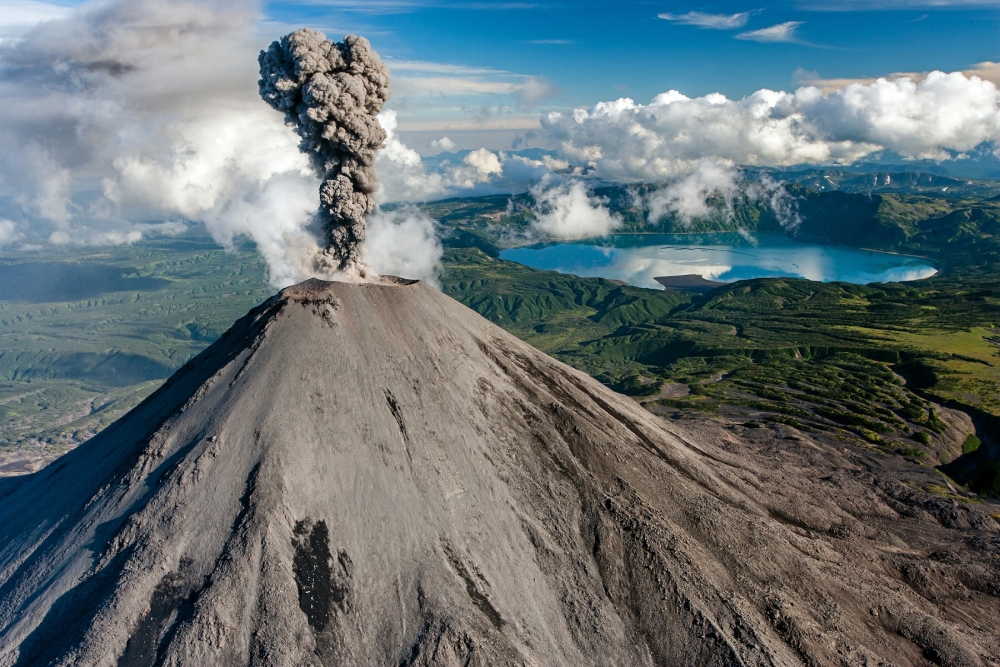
258;29;391;276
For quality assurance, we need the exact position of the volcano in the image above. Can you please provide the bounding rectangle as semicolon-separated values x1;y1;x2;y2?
0;278;996;666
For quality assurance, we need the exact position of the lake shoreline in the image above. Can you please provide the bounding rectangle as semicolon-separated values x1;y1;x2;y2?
500;232;939;290
505;230;937;265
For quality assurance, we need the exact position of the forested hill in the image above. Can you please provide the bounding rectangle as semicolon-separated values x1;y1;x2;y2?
439;248;1000;501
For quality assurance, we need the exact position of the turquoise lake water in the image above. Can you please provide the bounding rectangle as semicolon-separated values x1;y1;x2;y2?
498;233;938;290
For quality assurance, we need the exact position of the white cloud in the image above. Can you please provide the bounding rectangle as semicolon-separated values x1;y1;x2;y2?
514;75;558;107
394;115;541;132
429;136;456;153
374;114;560;201
647;159;741;224
384;57;558;132
364;208;443;286
762;174;802;230
0;219;22;246
0;0;344;286
0;0;70;40
541;71;1000;181
658;11;754;29
391;76;516;96
443;148;504;189
796;61;1000;93
374;110;448;203
736;21;804;42
530;178;621;239
965;61;1000;87
464;148;503;176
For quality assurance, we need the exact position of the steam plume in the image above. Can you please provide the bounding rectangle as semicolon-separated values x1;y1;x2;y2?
258;29;391;276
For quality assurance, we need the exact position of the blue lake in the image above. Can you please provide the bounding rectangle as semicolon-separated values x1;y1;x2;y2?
499;233;937;290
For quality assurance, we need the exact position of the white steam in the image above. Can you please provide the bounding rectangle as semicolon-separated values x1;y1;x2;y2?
0;0;452;287
375;110;448;204
364;208;443;286
0;0;324;286
531;178;621;239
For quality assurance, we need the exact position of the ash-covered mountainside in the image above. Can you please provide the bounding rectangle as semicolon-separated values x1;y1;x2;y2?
0;279;997;666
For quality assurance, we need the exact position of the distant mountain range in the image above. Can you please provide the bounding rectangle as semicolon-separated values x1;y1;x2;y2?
766;168;1000;199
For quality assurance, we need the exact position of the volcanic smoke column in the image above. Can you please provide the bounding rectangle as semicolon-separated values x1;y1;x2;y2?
258;29;391;274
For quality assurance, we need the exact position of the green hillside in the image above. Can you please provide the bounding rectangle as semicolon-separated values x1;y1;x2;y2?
440;248;1000;499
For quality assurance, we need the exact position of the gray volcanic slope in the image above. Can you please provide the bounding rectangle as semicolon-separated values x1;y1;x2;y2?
0;279;997;667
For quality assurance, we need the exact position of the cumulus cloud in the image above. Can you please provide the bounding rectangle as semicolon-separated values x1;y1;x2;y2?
796;61;1000;93
736;21;804;42
646;159;740;224
541;71;1000;182
658;11;754;29
372;114;568;203
443;148;504;190
0;219;22;246
429;136;456;153
530;178;621;239
374;110;448;203
364;208;443;286
965;61;1000;86
464;148;504;176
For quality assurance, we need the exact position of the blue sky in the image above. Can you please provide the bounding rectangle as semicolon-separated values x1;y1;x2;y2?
6;0;998;149
259;0;1000;147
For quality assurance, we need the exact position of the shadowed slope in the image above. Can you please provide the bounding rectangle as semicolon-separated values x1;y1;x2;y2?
0;278;996;666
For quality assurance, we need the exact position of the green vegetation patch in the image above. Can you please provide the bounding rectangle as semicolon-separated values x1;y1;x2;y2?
0;232;273;454
439;247;1000;495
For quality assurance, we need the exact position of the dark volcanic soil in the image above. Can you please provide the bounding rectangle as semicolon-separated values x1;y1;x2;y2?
0;278;996;666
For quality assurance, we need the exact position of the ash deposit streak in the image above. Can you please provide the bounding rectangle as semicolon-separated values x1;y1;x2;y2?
258;29;391;277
